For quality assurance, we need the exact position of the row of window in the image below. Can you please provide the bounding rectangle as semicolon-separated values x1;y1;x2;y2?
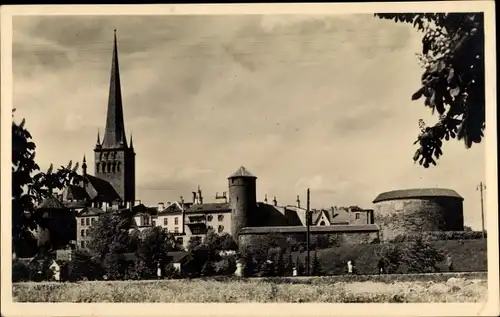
207;225;225;233
207;214;224;222
163;217;179;226
80;217;97;226
96;161;121;173
80;229;91;237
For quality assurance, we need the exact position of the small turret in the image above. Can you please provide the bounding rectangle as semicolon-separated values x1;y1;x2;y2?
82;155;87;176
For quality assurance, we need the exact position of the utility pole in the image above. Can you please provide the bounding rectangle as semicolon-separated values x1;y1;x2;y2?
305;188;311;276
476;182;486;239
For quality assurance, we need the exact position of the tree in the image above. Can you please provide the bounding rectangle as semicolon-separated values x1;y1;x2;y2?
402;237;445;273
67;249;103;281
375;13;485;167
86;212;134;261
12;112;82;257
134;227;176;278
310;251;323;276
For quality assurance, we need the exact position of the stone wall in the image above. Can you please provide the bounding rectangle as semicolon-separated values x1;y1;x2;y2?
373;197;464;241
239;230;379;250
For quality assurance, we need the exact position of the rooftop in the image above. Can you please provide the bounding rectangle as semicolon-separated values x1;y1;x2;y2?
228;166;256;179
186;203;231;213
373;188;464;203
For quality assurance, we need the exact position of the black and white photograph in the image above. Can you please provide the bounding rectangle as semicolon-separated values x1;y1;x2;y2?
0;2;498;316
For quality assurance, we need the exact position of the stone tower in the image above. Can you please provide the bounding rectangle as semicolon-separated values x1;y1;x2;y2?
94;30;135;206
228;166;257;240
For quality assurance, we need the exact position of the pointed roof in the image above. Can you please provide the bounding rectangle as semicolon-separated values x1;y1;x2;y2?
37;196;66;210
102;30;127;149
228;166;257;179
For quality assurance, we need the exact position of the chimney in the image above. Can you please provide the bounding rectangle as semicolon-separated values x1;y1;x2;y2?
296;195;301;208
273;196;277;206
264;194;268;204
198;186;203;204
158;202;165;211
192;191;197;204
180;196;184;204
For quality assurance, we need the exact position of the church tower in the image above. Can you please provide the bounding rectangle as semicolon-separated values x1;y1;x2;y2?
94;30;135;206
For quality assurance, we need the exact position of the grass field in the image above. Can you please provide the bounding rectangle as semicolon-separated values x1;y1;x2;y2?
13;272;487;303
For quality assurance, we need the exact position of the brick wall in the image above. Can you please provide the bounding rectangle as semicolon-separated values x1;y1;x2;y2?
373;197;464;241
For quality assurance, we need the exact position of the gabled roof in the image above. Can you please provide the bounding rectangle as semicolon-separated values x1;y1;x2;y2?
228;166;256;178
186;203;231;213
37;196;66;210
65;185;90;201
63;200;88;209
158;201;188;215
85;175;122;202
373;188;463;203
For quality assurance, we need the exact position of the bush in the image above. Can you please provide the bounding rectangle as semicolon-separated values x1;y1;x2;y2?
310;251;323;276
67;250;103;281
12;260;31;282
388;231;486;243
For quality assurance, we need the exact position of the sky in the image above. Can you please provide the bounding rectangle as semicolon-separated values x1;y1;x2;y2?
12;14;486;229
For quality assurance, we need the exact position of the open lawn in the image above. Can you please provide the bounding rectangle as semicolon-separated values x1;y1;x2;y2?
13;272;487;303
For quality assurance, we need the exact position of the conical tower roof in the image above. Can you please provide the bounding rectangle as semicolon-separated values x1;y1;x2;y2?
228;166;257;179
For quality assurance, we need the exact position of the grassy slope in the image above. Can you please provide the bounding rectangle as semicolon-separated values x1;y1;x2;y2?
293;239;487;275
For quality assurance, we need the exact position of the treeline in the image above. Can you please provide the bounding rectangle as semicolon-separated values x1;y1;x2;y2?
387;231;487;243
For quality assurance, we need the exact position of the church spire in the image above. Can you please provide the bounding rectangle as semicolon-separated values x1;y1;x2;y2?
129;133;134;149
102;29;127;148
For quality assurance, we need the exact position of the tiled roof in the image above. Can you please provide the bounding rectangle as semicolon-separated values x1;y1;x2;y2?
37;196;66;210
373;188;463;203
186;203;231;213
85;175;122;202
66;185;90;201
228;166;256;178
77;207;107;217
239;224;380;234
63;200;88;209
158;202;190;215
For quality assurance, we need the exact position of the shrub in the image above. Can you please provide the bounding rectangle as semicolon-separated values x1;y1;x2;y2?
388;231;486;243
12;260;31;282
310;251;323;276
67;250;103;281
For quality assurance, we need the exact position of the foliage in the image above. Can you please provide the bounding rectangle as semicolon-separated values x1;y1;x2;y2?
134;227;177;278
12;112;84;256
388;230;487;243
12;259;31;282
103;253;131;280
375;13;485;167
66;250;103;281
86;212;134;261
403;237;445;273
310;251;323;276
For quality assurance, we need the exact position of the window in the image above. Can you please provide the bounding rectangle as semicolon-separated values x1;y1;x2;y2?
86;229;90;236
81;241;85;248
176;237;184;245
152;220;156;227
208;225;213;231
355;213;360;220
207;215;213;221
319;221;326;226
81;229;85;237
164;218;168;225
85;218;90;226
218;215;224;221
174;217;179;225
80;218;85;226
91;218;96;225
174;227;179;233
218;225;224;233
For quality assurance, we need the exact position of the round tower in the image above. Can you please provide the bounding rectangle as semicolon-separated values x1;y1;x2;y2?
228;166;257;241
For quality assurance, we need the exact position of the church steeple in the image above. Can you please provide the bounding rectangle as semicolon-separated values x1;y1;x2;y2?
102;29;127;149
